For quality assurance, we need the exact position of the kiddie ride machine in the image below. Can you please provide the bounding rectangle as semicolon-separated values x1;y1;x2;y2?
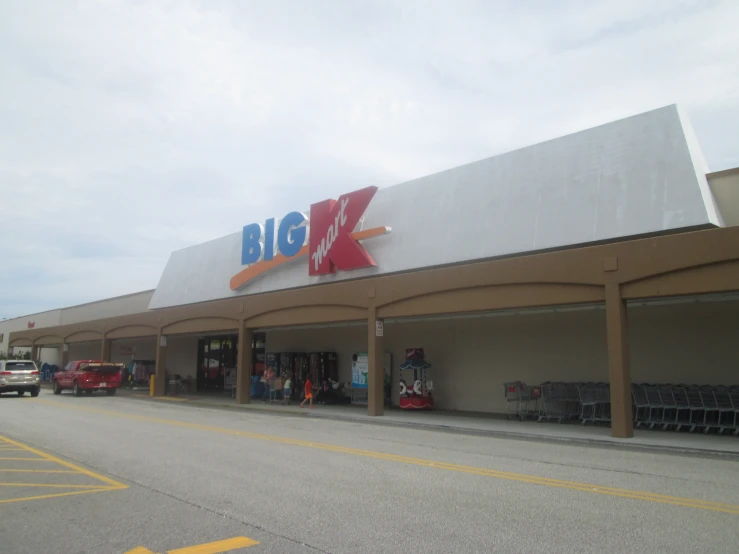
398;348;434;410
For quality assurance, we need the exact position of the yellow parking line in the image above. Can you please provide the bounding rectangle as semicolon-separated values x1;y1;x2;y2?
154;397;188;402
0;468;79;473
35;399;739;515
129;394;188;402
0;435;128;490
0;488;114;505
0;483;114;488
125;536;260;554
0;457;50;461
0;435;127;506
168;536;260;554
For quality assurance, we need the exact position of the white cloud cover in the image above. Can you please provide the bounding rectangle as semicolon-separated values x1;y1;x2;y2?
1;0;738;318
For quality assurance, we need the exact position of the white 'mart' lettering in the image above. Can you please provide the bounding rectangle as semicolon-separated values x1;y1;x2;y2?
312;197;350;271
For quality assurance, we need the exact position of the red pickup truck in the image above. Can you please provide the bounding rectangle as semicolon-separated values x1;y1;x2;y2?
52;360;123;396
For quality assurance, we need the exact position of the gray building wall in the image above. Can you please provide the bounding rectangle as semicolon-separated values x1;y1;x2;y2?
151;105;720;309
60;291;154;326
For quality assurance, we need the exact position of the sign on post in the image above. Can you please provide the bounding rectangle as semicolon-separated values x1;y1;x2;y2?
375;320;384;337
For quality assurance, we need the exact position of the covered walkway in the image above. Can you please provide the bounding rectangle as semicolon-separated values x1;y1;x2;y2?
115;388;739;457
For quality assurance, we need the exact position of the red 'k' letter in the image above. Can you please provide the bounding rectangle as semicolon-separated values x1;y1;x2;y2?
309;186;378;276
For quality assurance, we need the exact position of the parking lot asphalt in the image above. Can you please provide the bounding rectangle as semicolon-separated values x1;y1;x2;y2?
1;389;739;553
0;433;126;505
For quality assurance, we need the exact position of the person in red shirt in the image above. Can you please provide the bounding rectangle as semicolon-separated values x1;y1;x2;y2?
300;376;313;409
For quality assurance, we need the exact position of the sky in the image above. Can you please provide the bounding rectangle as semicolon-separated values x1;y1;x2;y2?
1;0;738;319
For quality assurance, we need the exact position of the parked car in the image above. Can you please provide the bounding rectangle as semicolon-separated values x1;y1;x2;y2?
0;360;41;397
52;360;124;396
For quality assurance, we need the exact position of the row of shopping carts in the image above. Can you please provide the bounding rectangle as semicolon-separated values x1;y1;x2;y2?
504;381;739;434
504;382;541;421
504;381;611;425
632;384;739;435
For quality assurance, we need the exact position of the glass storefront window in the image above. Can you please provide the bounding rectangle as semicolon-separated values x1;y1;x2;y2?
197;335;238;392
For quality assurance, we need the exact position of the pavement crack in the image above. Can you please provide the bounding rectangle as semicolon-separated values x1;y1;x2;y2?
117;478;333;553
348;434;724;486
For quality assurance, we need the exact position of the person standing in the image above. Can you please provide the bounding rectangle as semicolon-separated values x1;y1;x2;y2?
283;375;292;405
300;375;313;409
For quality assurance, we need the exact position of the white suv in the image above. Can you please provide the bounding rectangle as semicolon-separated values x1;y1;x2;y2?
0;360;41;397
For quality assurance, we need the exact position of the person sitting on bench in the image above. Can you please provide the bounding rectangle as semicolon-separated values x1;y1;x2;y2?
315;379;336;405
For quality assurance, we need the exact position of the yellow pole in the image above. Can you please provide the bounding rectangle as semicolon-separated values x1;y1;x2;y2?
150;374;155;397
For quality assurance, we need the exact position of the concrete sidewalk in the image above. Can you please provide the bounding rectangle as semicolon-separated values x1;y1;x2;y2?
119;389;739;458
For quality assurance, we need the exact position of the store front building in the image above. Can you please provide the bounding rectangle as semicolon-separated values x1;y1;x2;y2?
6;105;739;439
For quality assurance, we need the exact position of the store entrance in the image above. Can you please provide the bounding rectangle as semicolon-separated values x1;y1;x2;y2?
260;324;368;405
196;335;237;392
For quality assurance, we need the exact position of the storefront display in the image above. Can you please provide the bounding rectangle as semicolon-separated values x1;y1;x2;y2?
399;348;434;410
351;352;392;406
350;352;369;405
351;352;368;389
253;333;266;377
127;359;155;387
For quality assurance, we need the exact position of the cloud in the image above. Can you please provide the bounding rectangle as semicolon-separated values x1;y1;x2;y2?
0;0;738;318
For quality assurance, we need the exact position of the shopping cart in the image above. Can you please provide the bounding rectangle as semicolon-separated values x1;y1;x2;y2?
670;386;692;431
731;387;739;436
699;386;721;433
643;385;664;430
538;382;568;423
564;383;582;420
714;387;737;435
631;384;649;428
268;379;284;404
657;385;677;431
504;382;540;421
577;383;611;425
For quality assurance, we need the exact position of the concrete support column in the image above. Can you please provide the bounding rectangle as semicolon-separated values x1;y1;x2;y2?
367;307;384;416
31;343;39;362
606;283;633;438
236;321;253;404
61;344;69;368
101;337;112;362
154;333;167;397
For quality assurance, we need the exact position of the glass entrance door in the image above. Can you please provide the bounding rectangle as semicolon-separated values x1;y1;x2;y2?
197;336;237;391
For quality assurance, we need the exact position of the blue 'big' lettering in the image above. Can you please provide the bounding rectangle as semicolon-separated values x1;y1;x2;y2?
241;211;308;265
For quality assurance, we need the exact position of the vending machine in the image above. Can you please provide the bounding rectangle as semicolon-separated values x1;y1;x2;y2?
292;353;309;401
279;353;293;378
309;352;338;383
265;353;280;377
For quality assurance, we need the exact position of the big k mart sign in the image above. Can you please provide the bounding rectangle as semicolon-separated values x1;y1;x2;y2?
230;186;390;291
